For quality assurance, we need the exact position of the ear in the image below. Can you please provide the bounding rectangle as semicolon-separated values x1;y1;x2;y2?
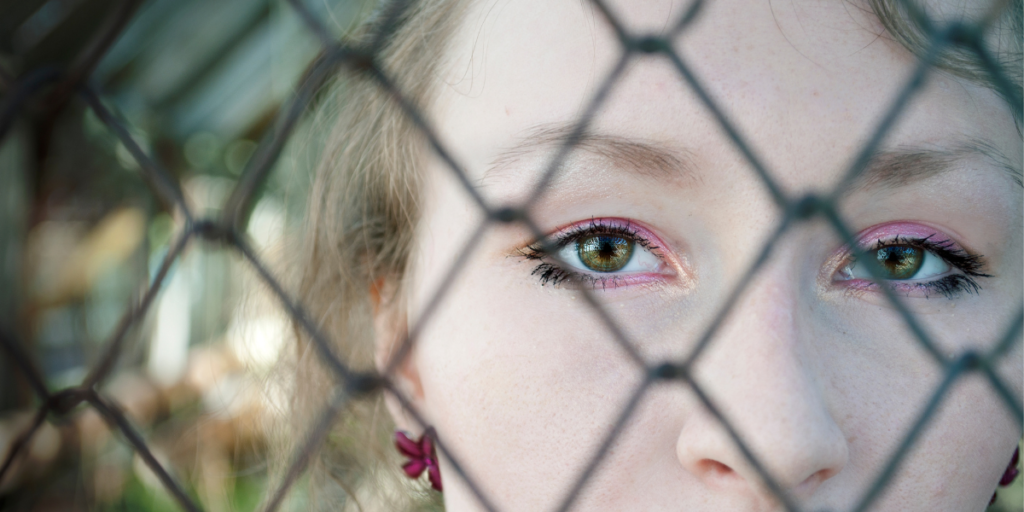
371;276;425;433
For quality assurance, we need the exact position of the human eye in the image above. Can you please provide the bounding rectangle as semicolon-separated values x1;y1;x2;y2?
519;218;673;289
832;223;991;299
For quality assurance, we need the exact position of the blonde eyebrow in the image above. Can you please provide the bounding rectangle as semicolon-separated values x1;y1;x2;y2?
483;123;698;188
484;125;1021;197
849;138;1022;193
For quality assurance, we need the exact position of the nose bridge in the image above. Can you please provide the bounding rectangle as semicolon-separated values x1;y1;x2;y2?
679;262;848;498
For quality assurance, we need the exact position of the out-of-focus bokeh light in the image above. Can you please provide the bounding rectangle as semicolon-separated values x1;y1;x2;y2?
0;0;373;509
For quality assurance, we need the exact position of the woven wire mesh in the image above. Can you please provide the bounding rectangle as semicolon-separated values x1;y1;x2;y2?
0;0;1021;510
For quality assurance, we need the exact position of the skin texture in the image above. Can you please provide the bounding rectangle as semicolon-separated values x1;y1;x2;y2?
375;0;1024;510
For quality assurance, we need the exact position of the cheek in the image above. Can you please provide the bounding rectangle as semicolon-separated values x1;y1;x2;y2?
872;375;1020;510
414;263;645;505
819;314;1020;510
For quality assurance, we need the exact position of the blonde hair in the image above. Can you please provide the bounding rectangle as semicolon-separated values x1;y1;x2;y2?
281;0;1023;510
869;0;1023;131
282;1;467;510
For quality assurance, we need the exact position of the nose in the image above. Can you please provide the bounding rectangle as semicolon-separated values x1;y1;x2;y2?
675;268;848;504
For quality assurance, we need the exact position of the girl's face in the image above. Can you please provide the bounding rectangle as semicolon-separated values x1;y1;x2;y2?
382;0;1023;510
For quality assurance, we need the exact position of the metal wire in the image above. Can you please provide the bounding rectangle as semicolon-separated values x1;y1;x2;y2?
0;0;1020;511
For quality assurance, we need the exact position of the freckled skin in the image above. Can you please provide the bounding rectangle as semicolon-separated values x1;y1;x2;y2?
379;1;1023;511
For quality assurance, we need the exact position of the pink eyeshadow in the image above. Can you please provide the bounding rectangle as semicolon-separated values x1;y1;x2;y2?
853;222;963;250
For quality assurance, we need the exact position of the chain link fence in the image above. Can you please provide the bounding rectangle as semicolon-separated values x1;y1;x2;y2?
0;0;1021;510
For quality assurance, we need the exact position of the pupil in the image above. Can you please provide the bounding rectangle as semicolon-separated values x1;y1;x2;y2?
578;235;634;272
876;245;923;280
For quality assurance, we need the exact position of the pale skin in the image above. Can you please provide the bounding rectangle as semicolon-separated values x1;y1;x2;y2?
373;0;1024;510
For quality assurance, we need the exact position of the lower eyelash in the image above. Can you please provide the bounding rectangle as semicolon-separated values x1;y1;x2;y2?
530;262;626;290
522;220;657;257
840;234;991;299
891;274;982;299
519;219;659;289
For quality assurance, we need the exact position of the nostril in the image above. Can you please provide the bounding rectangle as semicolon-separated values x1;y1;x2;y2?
696;459;739;483
790;468;837;498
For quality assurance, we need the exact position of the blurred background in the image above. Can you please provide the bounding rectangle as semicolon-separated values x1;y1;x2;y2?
0;0;1020;511
0;0;373;510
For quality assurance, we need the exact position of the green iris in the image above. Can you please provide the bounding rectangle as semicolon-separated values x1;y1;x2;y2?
578;235;634;272
875;245;923;279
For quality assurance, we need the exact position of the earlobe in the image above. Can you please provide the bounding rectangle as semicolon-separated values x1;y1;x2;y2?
371;277;425;432
380;347;426;434
369;277;387;316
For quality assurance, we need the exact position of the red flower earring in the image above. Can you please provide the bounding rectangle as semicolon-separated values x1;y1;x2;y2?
395;427;442;491
991;446;1020;506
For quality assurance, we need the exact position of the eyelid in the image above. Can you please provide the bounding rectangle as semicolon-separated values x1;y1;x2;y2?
521;217;681;288
535;218;663;251
829;222;964;272
827;221;990;298
848;222;970;254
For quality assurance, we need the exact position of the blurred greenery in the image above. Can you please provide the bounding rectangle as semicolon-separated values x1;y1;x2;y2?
0;0;373;510
97;468;270;512
989;441;1024;512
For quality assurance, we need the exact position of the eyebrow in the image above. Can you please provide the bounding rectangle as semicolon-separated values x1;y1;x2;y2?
484;123;698;188
484;124;1022;195
847;138;1023;193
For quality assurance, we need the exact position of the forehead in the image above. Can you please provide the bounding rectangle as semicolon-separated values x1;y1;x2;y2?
429;0;1019;195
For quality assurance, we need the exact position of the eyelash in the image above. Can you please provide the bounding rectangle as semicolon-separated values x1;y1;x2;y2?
520;219;662;289
520;221;991;298
842;234;991;299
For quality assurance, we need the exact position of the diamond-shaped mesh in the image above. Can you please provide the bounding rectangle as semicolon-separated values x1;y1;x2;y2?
0;0;1021;511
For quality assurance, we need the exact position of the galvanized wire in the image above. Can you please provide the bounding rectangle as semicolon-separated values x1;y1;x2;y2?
0;0;1020;511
